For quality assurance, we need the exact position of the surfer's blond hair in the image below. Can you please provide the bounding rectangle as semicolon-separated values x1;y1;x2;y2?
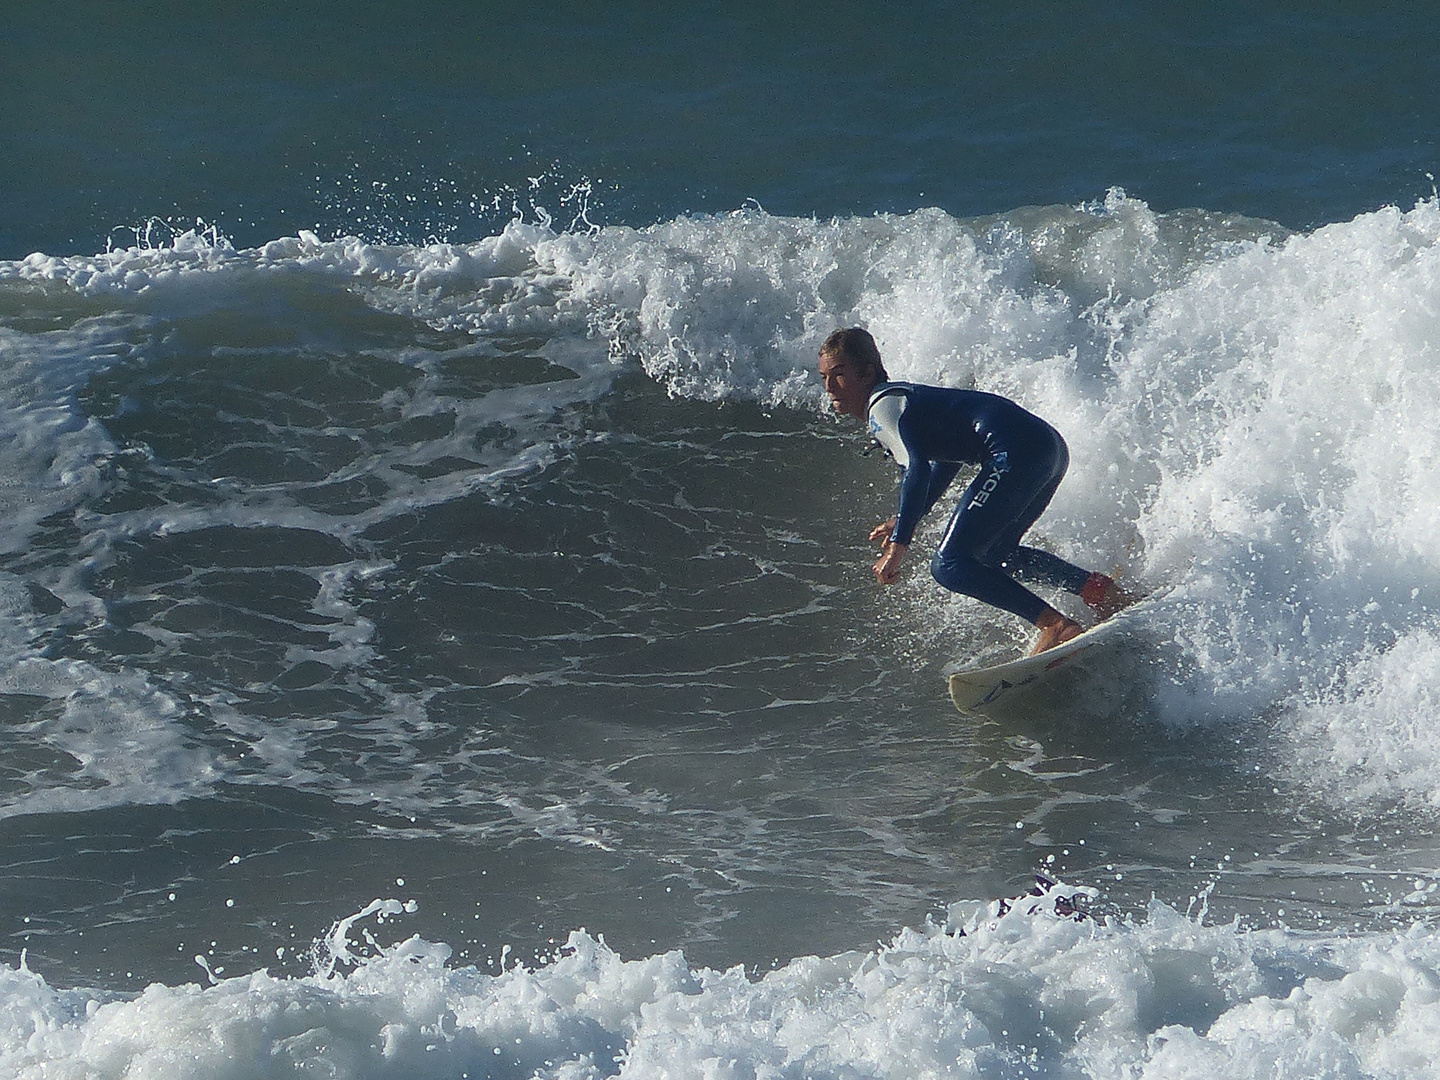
820;327;889;384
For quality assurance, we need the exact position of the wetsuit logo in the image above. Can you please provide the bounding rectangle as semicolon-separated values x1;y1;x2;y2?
967;451;1010;510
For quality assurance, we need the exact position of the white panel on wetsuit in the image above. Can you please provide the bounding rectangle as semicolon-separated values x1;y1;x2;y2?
867;390;910;468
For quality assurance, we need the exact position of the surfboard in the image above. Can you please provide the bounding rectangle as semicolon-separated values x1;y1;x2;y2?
946;611;1133;715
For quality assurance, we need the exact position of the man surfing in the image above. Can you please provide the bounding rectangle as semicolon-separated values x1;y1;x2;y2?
818;327;1136;655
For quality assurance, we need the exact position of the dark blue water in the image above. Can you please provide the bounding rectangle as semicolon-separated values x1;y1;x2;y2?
7;2;1438;259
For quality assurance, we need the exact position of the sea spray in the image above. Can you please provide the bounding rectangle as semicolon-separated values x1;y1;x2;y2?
7;882;1440;1079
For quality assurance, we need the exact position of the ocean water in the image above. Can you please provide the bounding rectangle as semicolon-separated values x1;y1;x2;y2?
6;3;1440;1077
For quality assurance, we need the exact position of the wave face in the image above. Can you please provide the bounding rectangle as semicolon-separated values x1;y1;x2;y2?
10;194;1440;801
6;193;1440;1076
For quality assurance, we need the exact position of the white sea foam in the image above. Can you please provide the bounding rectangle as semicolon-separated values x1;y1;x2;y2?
1084;197;1440;806
0;313;231;816
4;226;619;543
6;884;1440;1079
0;319;130;558
0;642;224;818
511;194;1440;807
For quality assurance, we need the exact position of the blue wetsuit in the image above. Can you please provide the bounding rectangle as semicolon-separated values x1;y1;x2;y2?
867;382;1092;623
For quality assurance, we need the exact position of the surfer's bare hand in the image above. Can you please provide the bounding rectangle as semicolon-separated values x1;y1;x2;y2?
869;517;898;544
872;541;907;585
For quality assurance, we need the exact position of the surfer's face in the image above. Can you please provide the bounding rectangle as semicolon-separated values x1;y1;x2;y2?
818;350;875;419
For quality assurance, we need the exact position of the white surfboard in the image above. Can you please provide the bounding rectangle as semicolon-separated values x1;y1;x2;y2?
946;610;1135;715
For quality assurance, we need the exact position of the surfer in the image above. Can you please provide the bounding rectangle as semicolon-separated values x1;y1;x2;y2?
818;327;1136;654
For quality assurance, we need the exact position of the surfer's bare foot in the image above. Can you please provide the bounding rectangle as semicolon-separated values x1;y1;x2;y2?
1031;609;1083;655
1080;572;1141;621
